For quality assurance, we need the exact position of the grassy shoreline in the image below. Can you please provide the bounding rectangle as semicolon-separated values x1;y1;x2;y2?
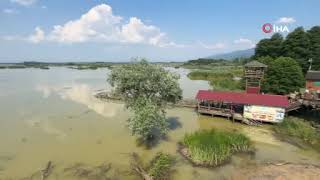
274;117;320;151
0;62;115;70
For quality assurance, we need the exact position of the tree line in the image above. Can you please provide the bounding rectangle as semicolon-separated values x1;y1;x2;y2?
254;26;320;73
252;26;320;95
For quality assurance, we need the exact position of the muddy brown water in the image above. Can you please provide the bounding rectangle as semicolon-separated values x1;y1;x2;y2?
0;67;319;180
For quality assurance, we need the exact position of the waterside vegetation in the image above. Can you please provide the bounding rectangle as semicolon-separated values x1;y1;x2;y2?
187;66;244;91
108;59;182;142
0;61;115;70
0;64;49;69
180;129;252;167
274;117;320;151
131;152;175;180
182;58;247;69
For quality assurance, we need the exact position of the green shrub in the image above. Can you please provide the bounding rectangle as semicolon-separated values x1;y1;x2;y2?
182;129;251;166
149;153;175;180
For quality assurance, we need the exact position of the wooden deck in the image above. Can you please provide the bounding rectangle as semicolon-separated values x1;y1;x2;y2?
286;101;303;112
197;106;233;118
197;106;263;125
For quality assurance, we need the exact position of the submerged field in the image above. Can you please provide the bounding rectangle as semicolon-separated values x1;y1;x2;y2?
0;67;319;179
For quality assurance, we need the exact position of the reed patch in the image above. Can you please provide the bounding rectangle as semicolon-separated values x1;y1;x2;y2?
179;129;252;167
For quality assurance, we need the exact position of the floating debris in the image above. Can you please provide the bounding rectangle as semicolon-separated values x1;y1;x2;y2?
28;161;54;180
41;161;54;180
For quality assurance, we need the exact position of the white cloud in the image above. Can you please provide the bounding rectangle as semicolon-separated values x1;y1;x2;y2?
233;38;255;48
199;42;226;50
48;4;122;43
10;0;37;6
121;17;156;43
23;4;181;47
3;8;19;14
120;17;180;47
4;3;185;48
1;27;44;43
28;27;45;43
276;17;296;24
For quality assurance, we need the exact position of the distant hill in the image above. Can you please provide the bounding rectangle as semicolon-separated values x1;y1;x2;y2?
206;48;254;60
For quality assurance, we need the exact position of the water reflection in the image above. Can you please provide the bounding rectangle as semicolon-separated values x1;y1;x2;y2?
36;83;123;118
35;85;60;98
25;118;67;140
166;67;210;98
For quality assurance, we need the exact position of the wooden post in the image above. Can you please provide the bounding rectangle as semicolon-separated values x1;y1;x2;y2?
231;104;234;123
197;101;200;116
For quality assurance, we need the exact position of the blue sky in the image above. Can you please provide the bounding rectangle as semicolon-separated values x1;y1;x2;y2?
0;0;319;62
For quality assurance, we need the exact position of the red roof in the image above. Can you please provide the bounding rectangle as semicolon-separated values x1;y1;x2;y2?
196;90;289;108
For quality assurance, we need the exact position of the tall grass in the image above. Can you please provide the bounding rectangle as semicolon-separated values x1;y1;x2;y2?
188;71;231;79
187;70;243;91
274;117;320;150
182;129;251;166
148;153;175;180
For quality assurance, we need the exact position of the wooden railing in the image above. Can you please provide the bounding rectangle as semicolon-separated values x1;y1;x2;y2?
198;105;233;113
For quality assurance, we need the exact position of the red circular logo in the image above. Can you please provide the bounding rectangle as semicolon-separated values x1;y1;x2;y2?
262;23;273;33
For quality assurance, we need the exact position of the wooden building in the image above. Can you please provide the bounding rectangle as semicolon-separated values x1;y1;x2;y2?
306;71;320;92
196;90;289;123
304;71;320;101
244;61;267;94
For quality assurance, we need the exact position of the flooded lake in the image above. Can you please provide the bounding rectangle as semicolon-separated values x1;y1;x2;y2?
0;67;319;180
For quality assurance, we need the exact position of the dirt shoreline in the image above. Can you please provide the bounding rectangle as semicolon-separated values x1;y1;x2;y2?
178;143;320;180
231;163;320;180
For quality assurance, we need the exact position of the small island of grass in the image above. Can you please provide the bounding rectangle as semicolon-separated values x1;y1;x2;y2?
179;129;252;167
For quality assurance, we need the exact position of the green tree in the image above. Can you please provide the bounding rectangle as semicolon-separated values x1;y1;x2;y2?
255;33;284;58
262;57;304;95
307;26;320;70
256;56;275;65
127;98;168;139
108;59;182;140
282;27;311;73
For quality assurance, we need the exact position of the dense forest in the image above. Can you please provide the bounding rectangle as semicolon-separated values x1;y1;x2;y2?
254;26;320;94
254;26;320;73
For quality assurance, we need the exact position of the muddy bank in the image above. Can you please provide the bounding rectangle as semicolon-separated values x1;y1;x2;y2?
231;163;320;180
